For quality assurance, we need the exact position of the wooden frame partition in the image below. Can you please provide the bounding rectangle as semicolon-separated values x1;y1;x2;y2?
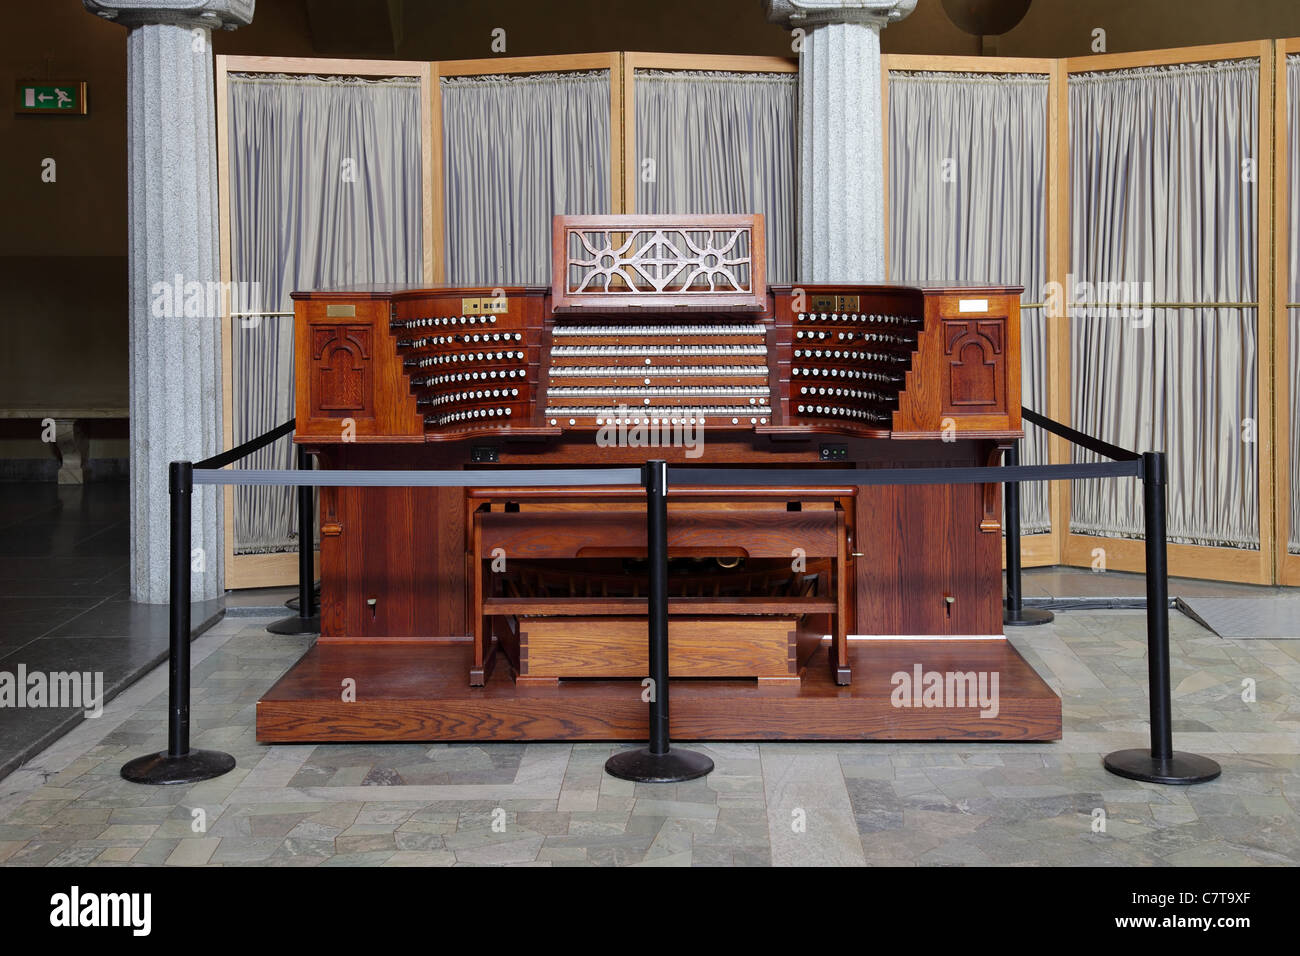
212;43;1298;589
623;52;798;215
215;55;433;588
433;52;624;269
217;51;622;588
881;54;1060;568
1059;41;1275;585
1277;39;1300;586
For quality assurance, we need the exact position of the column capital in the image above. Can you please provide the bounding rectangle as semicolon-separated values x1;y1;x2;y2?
83;0;254;30
766;0;916;30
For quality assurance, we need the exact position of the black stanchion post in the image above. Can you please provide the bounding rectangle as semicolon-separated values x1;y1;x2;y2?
1104;452;1220;785
605;460;713;783
121;461;236;785
268;445;320;635
646;459;670;759
1003;440;1053;627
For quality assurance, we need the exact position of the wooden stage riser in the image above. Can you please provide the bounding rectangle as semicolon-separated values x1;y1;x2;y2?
255;703;1061;742
256;641;1062;743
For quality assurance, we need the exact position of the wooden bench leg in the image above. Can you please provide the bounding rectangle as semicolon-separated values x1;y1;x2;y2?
830;639;851;685
470;639;497;687
833;509;852;685
470;519;490;686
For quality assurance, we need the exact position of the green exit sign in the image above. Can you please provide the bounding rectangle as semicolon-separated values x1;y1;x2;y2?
15;81;87;115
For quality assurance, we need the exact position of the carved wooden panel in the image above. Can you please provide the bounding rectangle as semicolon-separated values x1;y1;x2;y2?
312;325;372;416
942;319;1004;412
552;214;766;311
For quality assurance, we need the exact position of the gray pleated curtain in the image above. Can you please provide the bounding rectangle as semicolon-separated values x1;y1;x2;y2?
441;71;610;285
1289;56;1300;553
634;70;797;283
888;71;1051;533
228;73;423;553
1069;60;1259;549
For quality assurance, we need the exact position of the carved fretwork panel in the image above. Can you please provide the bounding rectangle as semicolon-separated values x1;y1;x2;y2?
312;325;372;417
552;214;766;311
942;319;1005;413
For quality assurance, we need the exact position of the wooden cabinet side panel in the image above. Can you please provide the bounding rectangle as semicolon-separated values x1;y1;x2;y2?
854;466;1003;636
325;484;467;639
318;483;345;637
895;292;1020;435
855;484;905;634
432;486;468;637
967;482;1005;635
294;295;421;442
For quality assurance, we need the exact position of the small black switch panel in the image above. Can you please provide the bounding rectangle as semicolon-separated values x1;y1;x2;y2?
471;445;499;463
819;443;848;462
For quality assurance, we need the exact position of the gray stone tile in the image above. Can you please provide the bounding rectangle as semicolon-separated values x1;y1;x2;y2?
2;606;1298;869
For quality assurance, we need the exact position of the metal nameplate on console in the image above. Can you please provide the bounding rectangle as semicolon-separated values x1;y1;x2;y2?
958;299;989;313
809;294;860;313
463;296;509;314
325;304;356;317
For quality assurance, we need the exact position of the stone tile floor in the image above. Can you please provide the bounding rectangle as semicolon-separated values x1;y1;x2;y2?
0;609;1296;867
0;481;224;780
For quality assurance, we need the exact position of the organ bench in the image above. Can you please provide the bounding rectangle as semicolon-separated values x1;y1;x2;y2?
257;214;1063;743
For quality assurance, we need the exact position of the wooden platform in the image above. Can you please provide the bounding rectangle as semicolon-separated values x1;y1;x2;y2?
256;639;1061;742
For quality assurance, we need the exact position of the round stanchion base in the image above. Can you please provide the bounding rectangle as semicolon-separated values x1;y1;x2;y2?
1103;748;1221;785
121;749;236;785
604;746;714;783
286;583;321;612
266;614;320;635
1004;605;1055;627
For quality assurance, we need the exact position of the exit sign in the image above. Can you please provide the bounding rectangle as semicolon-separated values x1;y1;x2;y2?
15;81;87;115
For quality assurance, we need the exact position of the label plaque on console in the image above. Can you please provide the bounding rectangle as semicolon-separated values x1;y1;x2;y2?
958;299;989;313
325;304;356;317
462;296;509;314
809;294;860;313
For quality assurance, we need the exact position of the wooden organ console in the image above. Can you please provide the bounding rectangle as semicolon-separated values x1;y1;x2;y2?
259;214;1062;743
